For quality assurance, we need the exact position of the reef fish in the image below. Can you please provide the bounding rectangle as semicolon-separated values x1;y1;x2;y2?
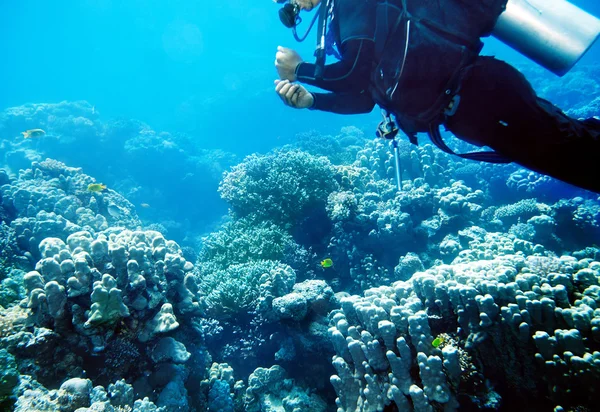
21;128;46;139
140;203;151;208
87;183;107;192
432;336;445;348
107;203;121;218
321;258;333;268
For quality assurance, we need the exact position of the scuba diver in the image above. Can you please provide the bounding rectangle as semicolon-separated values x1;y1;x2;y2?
272;0;600;193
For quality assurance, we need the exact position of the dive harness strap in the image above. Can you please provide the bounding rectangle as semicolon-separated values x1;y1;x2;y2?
427;123;511;164
314;0;332;80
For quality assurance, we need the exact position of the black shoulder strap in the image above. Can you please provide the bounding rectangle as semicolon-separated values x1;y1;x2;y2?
428;123;511;164
314;0;332;80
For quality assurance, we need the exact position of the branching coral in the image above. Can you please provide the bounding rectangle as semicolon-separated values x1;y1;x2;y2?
196;260;296;321
197;218;311;275
218;150;339;226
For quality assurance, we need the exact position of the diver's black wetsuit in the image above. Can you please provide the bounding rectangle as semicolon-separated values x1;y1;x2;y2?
294;0;600;193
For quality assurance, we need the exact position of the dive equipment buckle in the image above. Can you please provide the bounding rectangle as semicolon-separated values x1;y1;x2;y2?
376;110;404;191
376;110;400;140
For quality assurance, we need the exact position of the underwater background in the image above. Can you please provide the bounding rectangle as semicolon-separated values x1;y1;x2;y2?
1;0;600;411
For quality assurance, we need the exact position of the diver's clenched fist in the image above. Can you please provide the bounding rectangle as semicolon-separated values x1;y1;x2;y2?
274;79;314;109
275;46;303;82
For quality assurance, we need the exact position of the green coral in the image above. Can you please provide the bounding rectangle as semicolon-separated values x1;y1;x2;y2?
0;274;25;308
218;150;339;225
197;260;295;320
0;349;19;405
198;219;302;270
85;274;130;327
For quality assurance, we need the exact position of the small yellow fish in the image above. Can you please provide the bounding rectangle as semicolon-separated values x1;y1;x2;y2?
432;336;445;348
140;203;151;208
321;258;333;268
21;129;46;139
87;183;107;192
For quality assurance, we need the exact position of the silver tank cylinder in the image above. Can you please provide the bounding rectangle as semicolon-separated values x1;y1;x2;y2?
492;0;600;76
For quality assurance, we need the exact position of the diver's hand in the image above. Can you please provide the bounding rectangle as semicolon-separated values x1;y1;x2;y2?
275;46;303;81
275;79;314;109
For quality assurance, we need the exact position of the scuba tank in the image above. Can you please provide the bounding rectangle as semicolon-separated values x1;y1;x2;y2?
492;0;600;76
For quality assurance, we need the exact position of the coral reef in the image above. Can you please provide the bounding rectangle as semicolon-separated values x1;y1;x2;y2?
1;74;600;412
1;159;140;258
244;365;327;412
197;218;313;277
0;102;237;246
219;149;339;227
1;227;202;409
327;228;600;411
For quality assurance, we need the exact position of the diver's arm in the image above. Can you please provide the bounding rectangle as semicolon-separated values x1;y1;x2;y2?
295;0;377;92
310;90;375;114
295;39;374;93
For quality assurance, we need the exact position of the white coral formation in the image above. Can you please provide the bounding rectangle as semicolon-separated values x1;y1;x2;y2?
13;375;164;412
1;160;140;257
150;337;190;364
327;236;600;411
85;274;129;327
23;229;198;349
138;303;180;343
245;365;327;412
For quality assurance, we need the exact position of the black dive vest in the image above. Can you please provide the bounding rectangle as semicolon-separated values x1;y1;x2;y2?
371;0;508;135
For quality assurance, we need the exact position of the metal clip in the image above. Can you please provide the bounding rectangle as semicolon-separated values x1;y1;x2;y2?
443;94;461;117
376;110;399;140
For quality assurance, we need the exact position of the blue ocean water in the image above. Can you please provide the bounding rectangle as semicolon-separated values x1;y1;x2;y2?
1;1;600;411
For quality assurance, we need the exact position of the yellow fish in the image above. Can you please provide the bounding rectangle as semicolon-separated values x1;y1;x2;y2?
21;129;46;139
321;258;333;268
87;183;107;192
140;203;151;208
